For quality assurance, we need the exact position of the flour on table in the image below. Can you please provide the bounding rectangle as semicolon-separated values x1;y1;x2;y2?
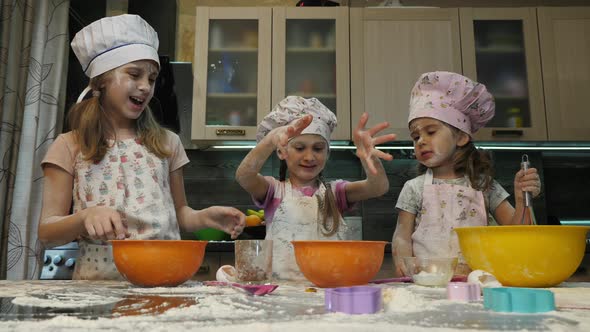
383;287;432;312
12;293;122;308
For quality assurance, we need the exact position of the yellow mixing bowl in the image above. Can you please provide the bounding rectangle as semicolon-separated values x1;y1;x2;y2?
455;225;590;287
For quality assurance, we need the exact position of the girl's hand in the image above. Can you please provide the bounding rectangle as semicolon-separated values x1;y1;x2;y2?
200;206;246;239
513;167;541;203
352;112;396;174
394;255;408;277
269;114;313;159
82;206;129;241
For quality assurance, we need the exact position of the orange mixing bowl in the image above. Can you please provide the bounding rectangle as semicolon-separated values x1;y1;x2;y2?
455;226;590;287
291;240;387;288
111;240;207;287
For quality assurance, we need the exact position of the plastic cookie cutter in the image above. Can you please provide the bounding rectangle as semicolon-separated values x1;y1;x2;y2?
325;286;382;314
483;287;555;313
447;282;481;301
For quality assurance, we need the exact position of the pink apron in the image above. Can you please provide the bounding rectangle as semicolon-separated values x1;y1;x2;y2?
412;169;487;264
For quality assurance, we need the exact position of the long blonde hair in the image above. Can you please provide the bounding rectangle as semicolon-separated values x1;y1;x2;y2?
279;161;341;236
417;124;494;191
67;71;171;162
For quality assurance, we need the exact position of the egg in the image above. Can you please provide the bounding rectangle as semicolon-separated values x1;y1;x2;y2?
467;269;502;290
216;265;237;282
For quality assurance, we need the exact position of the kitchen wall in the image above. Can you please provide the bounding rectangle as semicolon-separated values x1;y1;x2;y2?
182;149;552;244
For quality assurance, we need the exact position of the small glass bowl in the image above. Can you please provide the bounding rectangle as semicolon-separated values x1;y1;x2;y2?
403;257;458;287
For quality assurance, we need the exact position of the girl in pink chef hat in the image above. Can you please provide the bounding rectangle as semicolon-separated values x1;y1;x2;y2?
392;71;542;277
236;96;396;280
38;14;245;280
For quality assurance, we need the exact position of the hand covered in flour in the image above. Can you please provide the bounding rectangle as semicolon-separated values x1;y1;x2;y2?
81;206;129;241
197;206;246;239
513;167;541;203
352;112;396;175
269;114;313;159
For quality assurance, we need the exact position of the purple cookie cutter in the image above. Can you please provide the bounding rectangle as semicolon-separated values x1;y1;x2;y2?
325;286;382;314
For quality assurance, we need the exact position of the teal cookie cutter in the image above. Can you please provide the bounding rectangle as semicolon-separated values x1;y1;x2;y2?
483;287;555;313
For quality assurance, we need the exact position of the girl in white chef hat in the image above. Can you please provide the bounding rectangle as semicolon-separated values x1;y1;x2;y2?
392;71;542;277
38;14;245;280
236;96;397;280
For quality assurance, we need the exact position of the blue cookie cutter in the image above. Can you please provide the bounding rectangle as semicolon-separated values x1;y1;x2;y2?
483;287;555;313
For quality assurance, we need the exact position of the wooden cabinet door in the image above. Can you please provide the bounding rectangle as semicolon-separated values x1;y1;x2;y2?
272;7;350;140
350;8;462;141
538;7;590;141
192;7;271;141
461;8;547;141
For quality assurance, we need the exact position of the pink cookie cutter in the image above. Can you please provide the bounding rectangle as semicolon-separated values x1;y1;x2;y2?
447;282;481;301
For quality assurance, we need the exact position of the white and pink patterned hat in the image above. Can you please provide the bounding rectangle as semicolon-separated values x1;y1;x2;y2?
408;71;495;136
256;96;337;143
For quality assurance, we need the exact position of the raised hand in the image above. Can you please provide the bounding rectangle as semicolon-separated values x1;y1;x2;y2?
270;114;313;159
82;206;129;241
352;112;397;174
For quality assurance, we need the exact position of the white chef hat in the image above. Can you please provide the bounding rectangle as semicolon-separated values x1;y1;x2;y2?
256;96;337;143
71;14;160;79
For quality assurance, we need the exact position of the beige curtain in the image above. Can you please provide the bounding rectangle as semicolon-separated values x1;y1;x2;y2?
0;0;69;279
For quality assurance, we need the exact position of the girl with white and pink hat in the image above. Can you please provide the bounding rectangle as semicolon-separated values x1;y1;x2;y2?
392;71;542;277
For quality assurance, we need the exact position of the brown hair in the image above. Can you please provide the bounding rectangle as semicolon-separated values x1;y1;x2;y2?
417;125;494;192
279;160;341;236
67;72;171;162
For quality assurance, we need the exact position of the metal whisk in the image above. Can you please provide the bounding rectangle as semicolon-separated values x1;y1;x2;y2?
520;154;537;225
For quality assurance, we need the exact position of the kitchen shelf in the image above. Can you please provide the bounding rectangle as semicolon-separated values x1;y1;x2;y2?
286;47;336;53
207;93;257;98
287;93;337;99
475;46;524;54
209;48;258;53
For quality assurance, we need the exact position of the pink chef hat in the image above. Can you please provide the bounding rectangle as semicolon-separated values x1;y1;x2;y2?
256;96;337;143
408;71;495;136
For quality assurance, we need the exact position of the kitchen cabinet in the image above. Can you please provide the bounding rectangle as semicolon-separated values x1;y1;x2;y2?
460;8;547;141
537;7;590;140
192;7;271;141
191;6;350;141
272;7;350;140
350;8;462;141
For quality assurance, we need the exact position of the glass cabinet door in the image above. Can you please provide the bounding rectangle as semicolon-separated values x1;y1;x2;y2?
193;7;271;140
272;7;350;140
460;8;547;141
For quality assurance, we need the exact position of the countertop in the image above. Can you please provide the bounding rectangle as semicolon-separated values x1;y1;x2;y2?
1;280;590;331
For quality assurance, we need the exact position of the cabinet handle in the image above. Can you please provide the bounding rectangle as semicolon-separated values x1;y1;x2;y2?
216;129;246;136
492;130;523;137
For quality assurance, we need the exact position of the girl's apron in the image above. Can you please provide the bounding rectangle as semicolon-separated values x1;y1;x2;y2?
72;138;180;280
266;180;348;280
412;169;487;266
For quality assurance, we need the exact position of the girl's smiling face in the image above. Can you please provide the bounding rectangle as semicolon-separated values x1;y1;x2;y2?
409;118;469;174
100;60;159;127
279;134;328;187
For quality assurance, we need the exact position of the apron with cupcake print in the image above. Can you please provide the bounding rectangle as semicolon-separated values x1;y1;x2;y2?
72;138;180;280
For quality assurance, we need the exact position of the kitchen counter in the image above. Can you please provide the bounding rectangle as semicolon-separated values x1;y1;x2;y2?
1;280;590;331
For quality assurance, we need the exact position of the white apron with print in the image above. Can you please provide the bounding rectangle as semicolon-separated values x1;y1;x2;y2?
412;169;487;264
266;180;348;280
72;138;181;280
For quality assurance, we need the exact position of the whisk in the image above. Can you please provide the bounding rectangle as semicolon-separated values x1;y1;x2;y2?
520;154;537;225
